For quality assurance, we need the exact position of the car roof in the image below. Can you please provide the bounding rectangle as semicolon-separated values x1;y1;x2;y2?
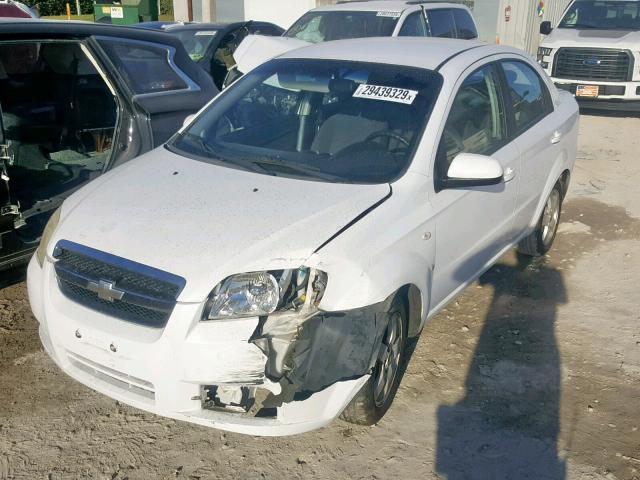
0;19;186;44
312;1;470;12
165;21;281;32
278;36;485;70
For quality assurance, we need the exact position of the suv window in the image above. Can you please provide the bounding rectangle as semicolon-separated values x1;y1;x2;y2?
426;9;456;38
399;11;428;36
98;39;188;95
436;64;506;178
453;9;478;39
501;60;552;133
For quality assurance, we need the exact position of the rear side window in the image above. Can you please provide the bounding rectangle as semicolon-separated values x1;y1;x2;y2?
453;9;477;39
398;11;428;36
501;60;552;133
98;38;189;95
426;9;456;38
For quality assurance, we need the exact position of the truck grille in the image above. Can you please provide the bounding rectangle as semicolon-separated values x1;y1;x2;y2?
53;240;186;328
553;48;632;82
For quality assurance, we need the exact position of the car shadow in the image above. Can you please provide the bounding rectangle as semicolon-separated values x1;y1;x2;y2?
435;253;566;479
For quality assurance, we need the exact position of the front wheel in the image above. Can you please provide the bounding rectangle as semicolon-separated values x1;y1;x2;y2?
517;182;563;256
340;297;407;425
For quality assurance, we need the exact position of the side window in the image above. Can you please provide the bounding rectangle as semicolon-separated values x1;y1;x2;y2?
426;9;456;38
501;60;552;133
453;9;478;39
98;39;188;94
249;25;283;36
398;11;428;36
436;64;507;178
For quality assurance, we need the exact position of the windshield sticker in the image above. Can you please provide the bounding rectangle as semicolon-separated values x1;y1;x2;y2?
376;11;402;18
195;31;218;36
353;84;418;105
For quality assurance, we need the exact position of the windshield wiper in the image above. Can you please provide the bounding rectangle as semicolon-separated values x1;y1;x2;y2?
250;156;348;183
562;23;599;28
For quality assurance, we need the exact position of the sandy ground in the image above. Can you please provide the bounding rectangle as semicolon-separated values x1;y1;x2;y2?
1;113;639;480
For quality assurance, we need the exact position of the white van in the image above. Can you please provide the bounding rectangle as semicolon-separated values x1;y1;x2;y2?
538;0;640;110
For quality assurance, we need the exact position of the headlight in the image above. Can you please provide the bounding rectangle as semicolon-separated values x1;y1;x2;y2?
203;267;327;320
537;47;553;62
35;208;61;268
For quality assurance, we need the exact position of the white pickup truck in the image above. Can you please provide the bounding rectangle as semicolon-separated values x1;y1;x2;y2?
226;0;478;86
538;0;640;111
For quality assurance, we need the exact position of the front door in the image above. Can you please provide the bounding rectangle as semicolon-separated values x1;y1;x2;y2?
430;61;520;310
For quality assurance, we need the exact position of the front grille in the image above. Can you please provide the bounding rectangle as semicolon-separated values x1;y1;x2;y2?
553;48;632;82
53;240;186;328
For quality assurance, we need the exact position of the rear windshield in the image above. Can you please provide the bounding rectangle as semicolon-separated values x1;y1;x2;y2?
284;11;400;43
169;59;442;184
559;0;640;29
168;29;220;62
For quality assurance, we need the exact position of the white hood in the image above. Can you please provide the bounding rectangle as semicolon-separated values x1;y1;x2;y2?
542;27;640;50
233;35;311;74
52;148;390;302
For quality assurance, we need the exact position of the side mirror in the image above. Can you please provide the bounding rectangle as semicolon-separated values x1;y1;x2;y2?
540;21;552;35
182;113;197;129
443;153;504;189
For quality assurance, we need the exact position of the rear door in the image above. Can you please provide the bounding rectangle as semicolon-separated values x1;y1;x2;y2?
93;34;217;146
498;59;558;234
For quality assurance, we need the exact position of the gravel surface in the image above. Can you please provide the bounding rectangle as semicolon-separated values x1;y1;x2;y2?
1;113;639;480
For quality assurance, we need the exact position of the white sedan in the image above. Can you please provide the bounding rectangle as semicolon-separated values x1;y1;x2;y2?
27;37;579;436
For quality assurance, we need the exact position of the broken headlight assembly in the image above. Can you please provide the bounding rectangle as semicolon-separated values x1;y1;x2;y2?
35;208;61;268
203;267;327;320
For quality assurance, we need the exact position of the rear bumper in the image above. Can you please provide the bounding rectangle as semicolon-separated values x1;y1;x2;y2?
27;256;371;436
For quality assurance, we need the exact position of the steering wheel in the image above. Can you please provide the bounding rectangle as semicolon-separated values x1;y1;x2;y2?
365;131;410;148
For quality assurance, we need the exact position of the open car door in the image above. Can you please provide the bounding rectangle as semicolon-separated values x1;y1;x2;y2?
92;34;217;148
0;100;19;237
0;22;216;271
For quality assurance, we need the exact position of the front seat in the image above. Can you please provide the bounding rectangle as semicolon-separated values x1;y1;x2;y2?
311;113;386;155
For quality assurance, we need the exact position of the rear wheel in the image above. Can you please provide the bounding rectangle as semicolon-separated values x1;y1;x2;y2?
517;182;563;256
341;297;407;425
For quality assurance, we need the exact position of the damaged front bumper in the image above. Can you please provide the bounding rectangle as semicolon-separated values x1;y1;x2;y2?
27;256;387;436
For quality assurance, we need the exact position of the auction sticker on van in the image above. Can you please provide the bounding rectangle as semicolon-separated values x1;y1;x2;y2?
376;11;402;18
353;84;418;105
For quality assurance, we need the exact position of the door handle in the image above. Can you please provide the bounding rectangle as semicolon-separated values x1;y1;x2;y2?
550;130;562;144
503;167;516;182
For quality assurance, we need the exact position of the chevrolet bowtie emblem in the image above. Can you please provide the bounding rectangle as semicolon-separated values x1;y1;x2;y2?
87;279;125;302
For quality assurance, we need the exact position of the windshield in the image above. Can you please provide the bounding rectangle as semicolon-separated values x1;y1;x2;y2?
559;0;640;29
169;59;442;184
169;29;220;62
284;11;400;43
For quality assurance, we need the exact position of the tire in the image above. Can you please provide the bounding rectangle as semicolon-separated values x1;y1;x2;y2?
517;182;563;257
340;296;408;426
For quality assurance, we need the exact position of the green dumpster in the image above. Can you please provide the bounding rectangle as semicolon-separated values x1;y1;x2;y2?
93;0;159;25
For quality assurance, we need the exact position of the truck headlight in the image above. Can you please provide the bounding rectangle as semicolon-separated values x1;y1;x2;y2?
35;208;61;268
537;47;553;62
203;267;327;320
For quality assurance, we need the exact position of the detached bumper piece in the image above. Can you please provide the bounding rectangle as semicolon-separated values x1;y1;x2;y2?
52;240;186;328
